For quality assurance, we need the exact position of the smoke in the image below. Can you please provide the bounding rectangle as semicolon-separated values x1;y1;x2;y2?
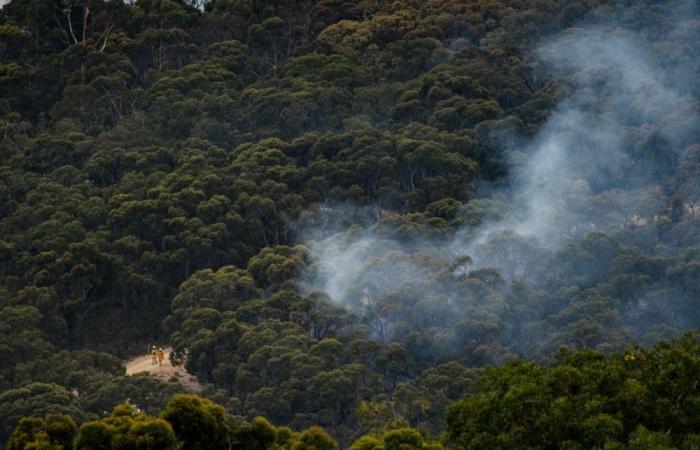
300;219;446;307
309;231;394;306
470;27;695;246
307;26;695;286
296;14;699;356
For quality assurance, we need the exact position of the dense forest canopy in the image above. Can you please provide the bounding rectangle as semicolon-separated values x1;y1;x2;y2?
0;0;699;448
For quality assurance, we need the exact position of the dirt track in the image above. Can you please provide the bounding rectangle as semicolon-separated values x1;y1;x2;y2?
124;347;202;391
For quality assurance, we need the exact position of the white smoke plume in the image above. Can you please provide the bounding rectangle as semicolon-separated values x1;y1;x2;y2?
468;27;696;249
300;21;699;311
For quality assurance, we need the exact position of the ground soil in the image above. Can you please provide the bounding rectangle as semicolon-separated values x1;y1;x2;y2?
124;347;202;392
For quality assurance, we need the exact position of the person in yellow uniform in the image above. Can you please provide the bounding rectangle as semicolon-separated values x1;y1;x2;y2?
151;346;158;365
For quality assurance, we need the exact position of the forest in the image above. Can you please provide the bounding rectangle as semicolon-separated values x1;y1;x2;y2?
0;0;699;448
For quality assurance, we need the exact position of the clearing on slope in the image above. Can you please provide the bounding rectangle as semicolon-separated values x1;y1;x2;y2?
124;347;202;392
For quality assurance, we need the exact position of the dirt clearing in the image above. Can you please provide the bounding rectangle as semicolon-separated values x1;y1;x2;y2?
124;347;202;392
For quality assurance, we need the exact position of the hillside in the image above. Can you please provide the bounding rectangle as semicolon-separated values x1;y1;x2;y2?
0;0;699;448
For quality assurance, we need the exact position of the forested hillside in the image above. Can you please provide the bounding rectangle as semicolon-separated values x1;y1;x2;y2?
1;0;699;448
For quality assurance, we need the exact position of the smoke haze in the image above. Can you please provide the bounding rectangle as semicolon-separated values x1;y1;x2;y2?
473;27;696;241
297;17;700;356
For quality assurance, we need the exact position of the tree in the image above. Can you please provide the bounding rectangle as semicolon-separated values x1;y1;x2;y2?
231;416;276;450
445;334;700;449
294;426;339;450
0;383;87;445
160;394;230;450
6;414;77;450
75;404;177;450
348;427;444;450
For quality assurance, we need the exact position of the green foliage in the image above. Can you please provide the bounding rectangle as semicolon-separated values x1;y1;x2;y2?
0;383;88;445
0;0;622;363
0;0;699;448
74;404;178;450
445;334;700;449
160;394;230;450
4;336;700;450
293;426;339;450
231;416;277;450
348;427;444;450
6;414;77;450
